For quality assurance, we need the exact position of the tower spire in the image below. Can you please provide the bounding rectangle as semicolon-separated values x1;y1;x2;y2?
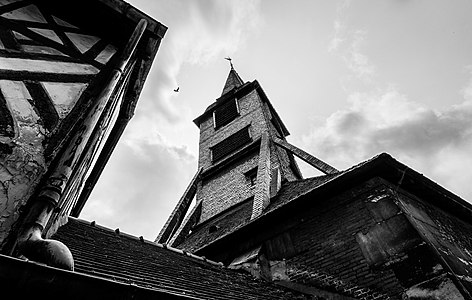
221;57;244;95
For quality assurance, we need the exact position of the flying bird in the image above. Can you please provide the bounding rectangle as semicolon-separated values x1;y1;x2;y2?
174;87;179;92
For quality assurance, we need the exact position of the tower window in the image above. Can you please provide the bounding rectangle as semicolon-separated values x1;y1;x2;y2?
245;167;258;186
209;225;219;233
211;126;251;162
213;98;239;129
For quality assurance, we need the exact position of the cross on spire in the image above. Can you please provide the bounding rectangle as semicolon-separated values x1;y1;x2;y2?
224;57;234;69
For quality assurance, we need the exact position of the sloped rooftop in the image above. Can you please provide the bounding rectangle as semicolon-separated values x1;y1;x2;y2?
52;217;309;300
177;197;254;252
177;174;340;252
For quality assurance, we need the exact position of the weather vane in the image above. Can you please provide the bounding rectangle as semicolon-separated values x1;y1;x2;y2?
225;57;234;69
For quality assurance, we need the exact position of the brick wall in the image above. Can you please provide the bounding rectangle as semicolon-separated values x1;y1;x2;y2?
198;90;266;170
397;191;472;296
196;88;300;223
284;181;407;298
198;151;259;222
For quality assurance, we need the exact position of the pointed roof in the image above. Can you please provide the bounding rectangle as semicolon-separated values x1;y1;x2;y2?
221;67;244;96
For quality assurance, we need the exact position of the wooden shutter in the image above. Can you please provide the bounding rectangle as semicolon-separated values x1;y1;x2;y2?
214;99;238;129
211;126;251;161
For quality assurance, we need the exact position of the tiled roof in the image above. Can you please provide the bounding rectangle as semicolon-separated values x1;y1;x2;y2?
53;217;309;300
177;198;254;252
265;173;343;214
221;68;244;96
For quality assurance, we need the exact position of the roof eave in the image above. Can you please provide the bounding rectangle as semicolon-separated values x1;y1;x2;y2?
0;254;195;299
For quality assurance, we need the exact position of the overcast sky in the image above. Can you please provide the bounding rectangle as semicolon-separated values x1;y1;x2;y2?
80;0;472;240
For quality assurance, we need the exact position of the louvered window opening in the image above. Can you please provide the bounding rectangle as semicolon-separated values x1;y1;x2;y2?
211;126;251;162
214;99;239;129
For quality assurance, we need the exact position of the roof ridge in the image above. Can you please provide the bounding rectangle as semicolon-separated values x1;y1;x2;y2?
66;217;225;267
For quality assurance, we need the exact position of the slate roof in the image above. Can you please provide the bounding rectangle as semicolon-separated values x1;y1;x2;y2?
52;217;310;300
221;68;244;95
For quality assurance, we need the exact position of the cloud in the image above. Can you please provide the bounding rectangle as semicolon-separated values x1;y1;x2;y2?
328;0;351;52
300;85;472;202
461;65;472;100
135;0;263;124
81;136;196;240
328;1;376;83
343;30;376;82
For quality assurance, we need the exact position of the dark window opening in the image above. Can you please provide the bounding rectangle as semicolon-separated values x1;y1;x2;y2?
211;126;251;162
209;225;219;233
214;98;239;129
245;167;258;186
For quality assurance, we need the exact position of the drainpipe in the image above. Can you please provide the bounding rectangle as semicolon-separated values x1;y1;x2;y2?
17;190;74;270
15;19;148;271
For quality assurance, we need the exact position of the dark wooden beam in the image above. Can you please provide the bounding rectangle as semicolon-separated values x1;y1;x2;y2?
0;48;83;63
0;69;93;82
24;80;59;132
0;27;21;50
273;137;339;175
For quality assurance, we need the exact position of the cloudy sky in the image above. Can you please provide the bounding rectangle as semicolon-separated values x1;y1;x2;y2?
80;0;472;240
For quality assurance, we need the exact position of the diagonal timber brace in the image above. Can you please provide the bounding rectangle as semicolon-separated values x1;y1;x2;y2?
273;137;338;175
156;168;203;244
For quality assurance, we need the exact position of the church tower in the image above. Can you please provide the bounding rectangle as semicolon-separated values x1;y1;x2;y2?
157;65;337;248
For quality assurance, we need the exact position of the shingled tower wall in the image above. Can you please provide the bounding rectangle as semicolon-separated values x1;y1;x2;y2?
193;68;301;223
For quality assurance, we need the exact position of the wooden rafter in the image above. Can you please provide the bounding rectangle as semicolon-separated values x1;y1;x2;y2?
273;137;339;175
